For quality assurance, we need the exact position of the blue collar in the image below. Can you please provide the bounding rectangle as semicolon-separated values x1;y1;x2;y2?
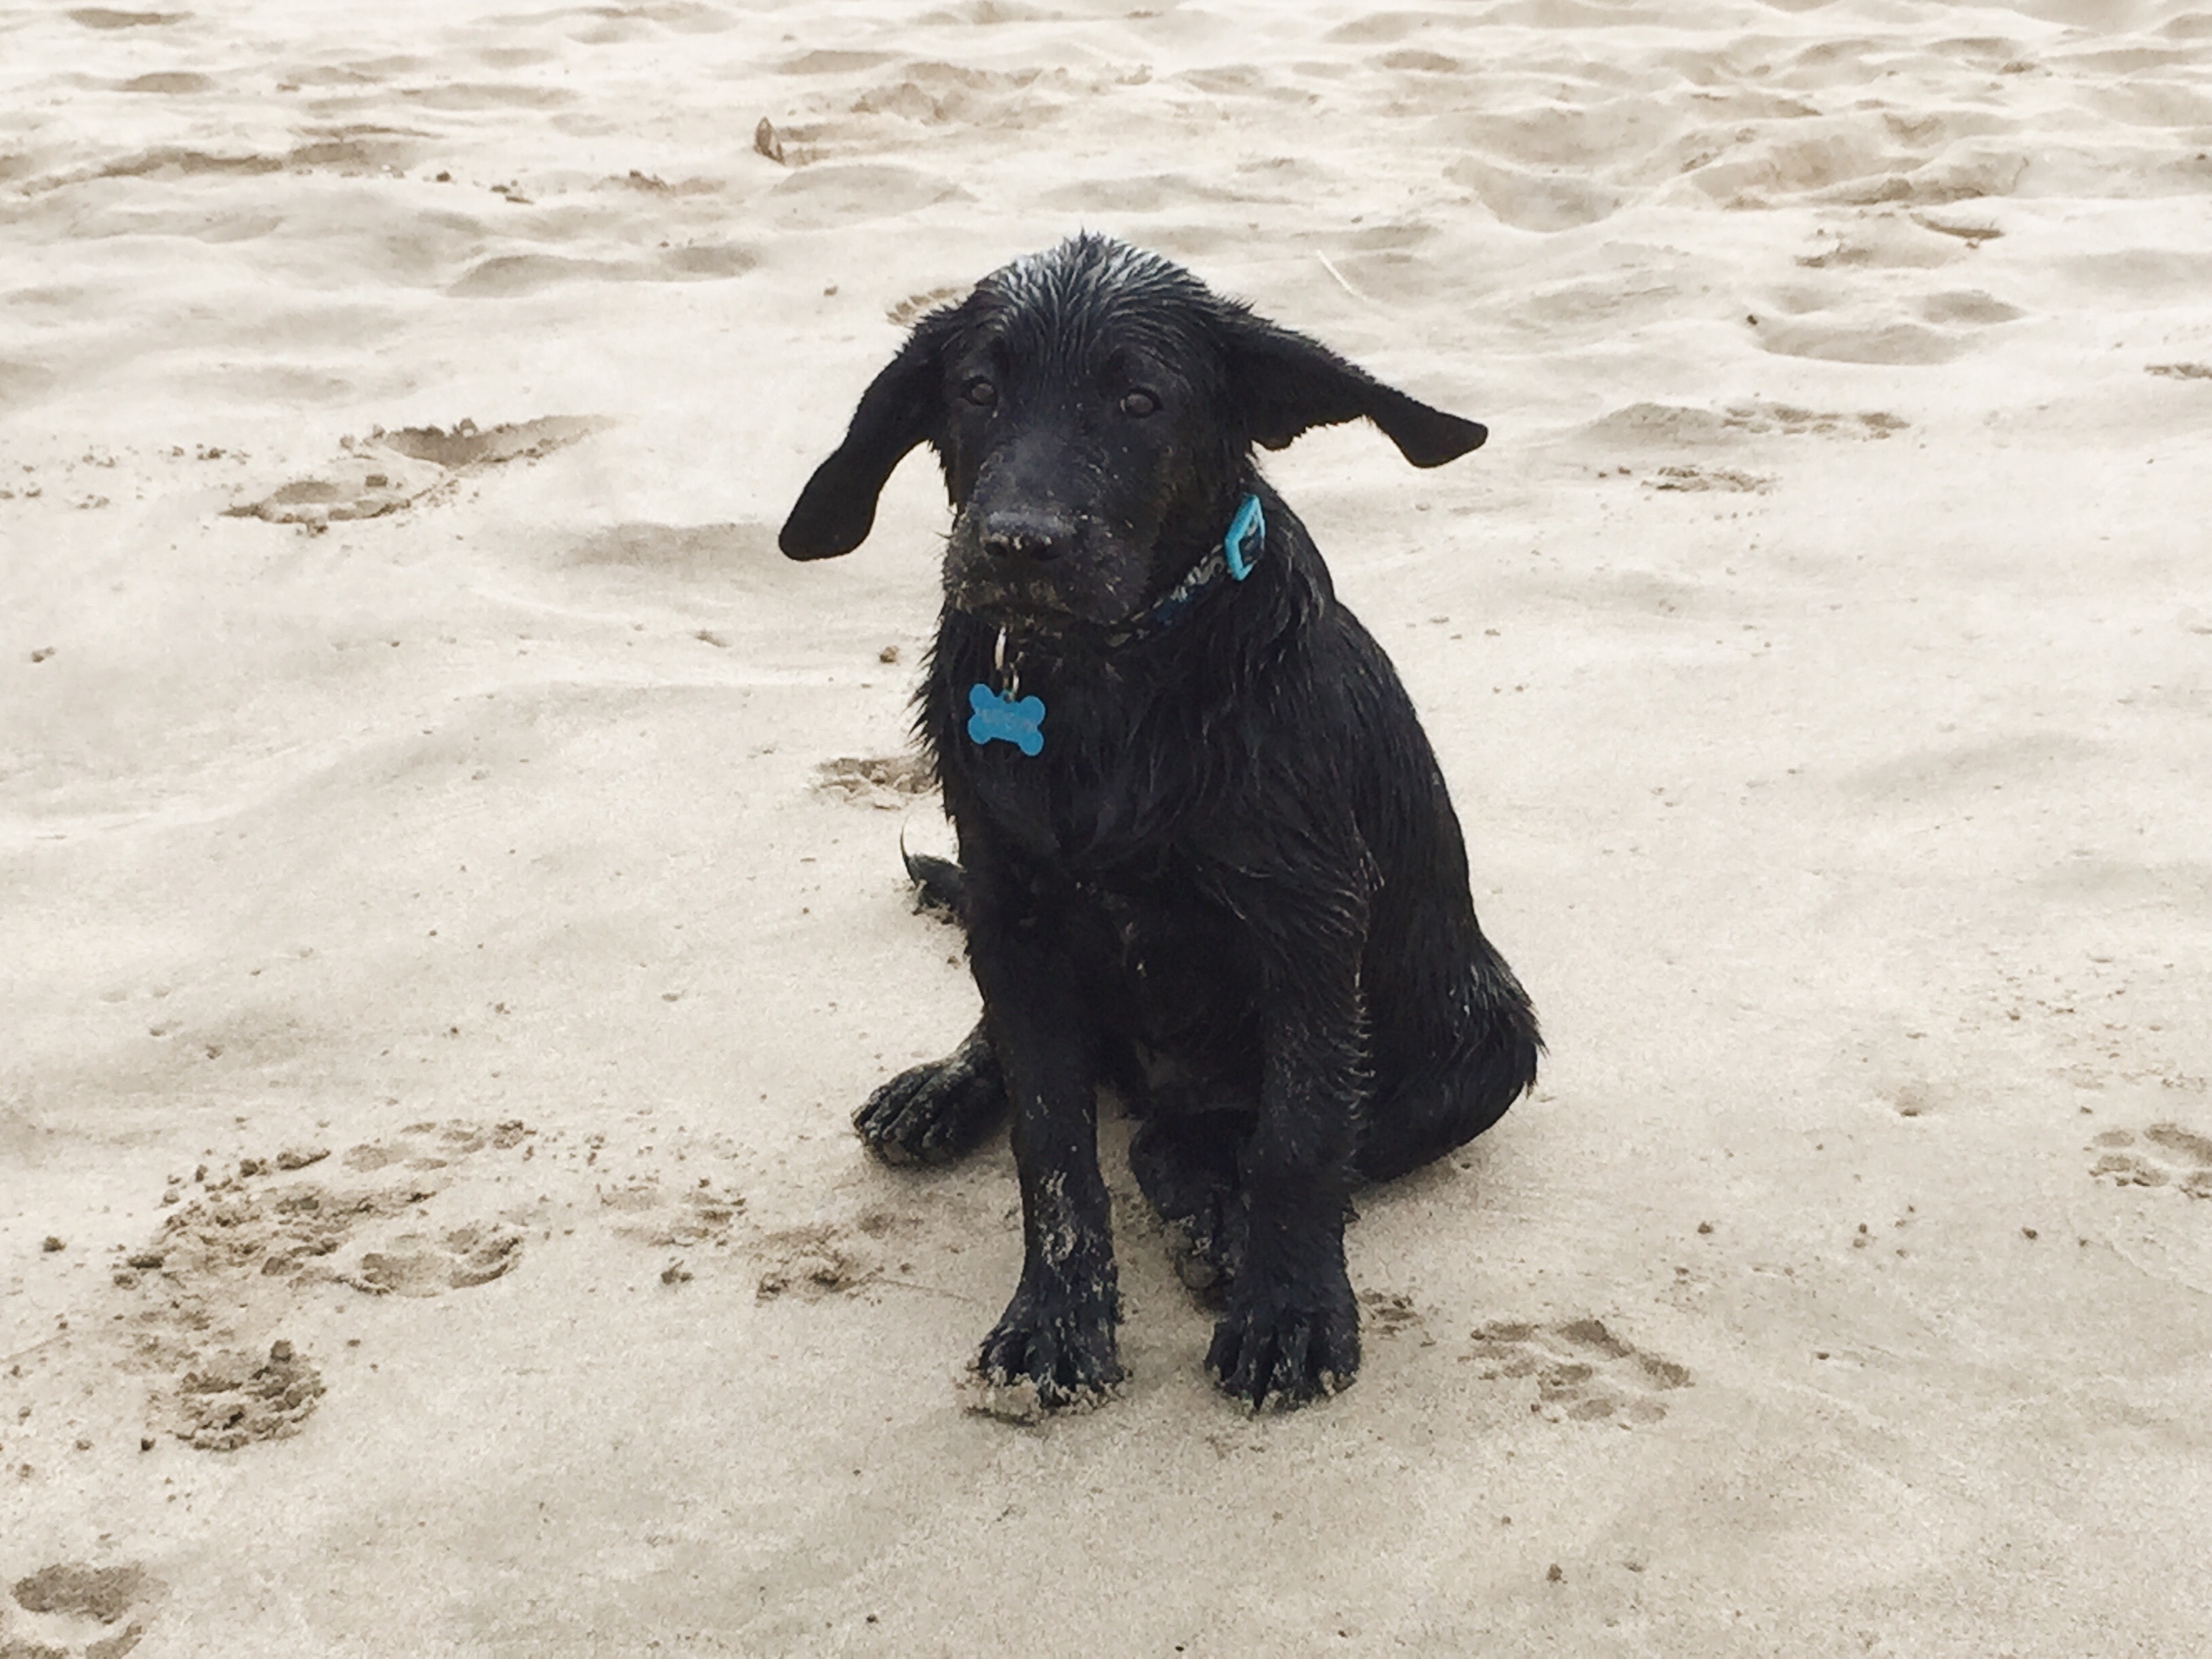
1102;492;1265;648
968;494;1267;755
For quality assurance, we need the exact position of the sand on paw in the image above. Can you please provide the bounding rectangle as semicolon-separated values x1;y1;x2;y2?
956;1369;1052;1425
955;1360;1122;1425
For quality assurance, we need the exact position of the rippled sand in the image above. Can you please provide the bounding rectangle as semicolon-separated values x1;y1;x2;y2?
5;3;2211;1654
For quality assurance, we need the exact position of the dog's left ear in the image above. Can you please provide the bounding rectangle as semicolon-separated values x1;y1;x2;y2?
779;309;960;560
1220;310;1486;467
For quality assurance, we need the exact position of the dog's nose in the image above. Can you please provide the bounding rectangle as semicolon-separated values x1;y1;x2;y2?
979;509;1075;562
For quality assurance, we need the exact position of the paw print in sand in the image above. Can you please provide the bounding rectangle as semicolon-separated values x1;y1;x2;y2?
340;1225;524;1296
2088;1124;2212;1197
109;1118;535;1451
175;1338;325;1451
1466;1317;1691;1424
1359;1288;1434;1344
815;753;933;808
754;1223;875;1303
224;418;601;532
5;1561;161;1659
597;1176;745;1249
343;1118;531;1173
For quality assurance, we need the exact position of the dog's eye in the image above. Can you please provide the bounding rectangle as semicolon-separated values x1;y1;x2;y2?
962;378;998;409
1119;388;1160;418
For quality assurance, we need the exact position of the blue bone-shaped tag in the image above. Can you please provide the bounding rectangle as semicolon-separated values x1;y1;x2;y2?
1223;492;1265;581
966;682;1046;756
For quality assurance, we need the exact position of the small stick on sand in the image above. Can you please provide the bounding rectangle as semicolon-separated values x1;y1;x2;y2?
1316;252;1359;298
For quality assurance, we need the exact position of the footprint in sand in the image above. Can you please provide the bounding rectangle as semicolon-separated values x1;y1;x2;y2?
1465;1317;1691;1425
4;1561;162;1659
340;1226;525;1296
1645;464;1771;495
1359;1288;1437;1346
595;1176;745;1250
752;1221;886;1303
344;1117;532;1172
814;753;934;809
224;417;603;530
67;9;185;28
174;1339;325;1452
2087;1124;2212;1199
1581;401;1906;451
111;1118;534;1450
887;285;970;326
1723;402;1908;439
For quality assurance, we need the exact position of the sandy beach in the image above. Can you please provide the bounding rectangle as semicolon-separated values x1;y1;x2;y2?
4;1;2211;1652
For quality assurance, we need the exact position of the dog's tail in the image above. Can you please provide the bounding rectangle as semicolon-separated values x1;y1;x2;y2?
899;831;966;923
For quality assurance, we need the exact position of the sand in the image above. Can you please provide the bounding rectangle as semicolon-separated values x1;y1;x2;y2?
4;0;2211;1653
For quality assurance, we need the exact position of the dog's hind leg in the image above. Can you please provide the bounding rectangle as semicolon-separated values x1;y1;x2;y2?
1128;1111;1252;1303
1355;956;1540;1185
853;1018;1008;1166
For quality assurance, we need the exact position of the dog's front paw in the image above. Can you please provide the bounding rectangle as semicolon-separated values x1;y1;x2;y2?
1206;1288;1359;1410
854;1038;1005;1166
970;1285;1124;1413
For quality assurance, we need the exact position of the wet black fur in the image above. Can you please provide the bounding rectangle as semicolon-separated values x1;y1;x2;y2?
779;234;1541;1411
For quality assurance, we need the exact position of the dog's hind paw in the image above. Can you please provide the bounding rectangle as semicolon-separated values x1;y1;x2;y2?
1207;1292;1359;1411
854;1029;1006;1166
1164;1210;1246;1307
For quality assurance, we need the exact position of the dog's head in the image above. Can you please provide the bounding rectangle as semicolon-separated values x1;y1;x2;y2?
779;234;1486;631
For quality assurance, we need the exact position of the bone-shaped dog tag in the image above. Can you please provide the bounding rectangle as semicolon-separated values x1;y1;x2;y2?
966;682;1046;756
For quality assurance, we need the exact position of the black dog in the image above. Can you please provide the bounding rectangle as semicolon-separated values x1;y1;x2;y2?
779;234;1539;1411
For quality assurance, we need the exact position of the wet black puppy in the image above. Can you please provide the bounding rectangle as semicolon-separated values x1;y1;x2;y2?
779;234;1540;1412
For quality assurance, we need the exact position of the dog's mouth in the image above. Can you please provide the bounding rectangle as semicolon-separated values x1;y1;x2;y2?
943;565;1132;634
947;584;1080;630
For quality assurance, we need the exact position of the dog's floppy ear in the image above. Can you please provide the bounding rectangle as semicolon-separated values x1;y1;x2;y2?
1220;309;1486;468
779;309;961;560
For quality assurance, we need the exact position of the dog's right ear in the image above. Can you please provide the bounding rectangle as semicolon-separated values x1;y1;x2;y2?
779;310;960;560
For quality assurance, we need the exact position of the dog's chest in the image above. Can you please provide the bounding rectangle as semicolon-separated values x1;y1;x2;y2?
943;664;1189;865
